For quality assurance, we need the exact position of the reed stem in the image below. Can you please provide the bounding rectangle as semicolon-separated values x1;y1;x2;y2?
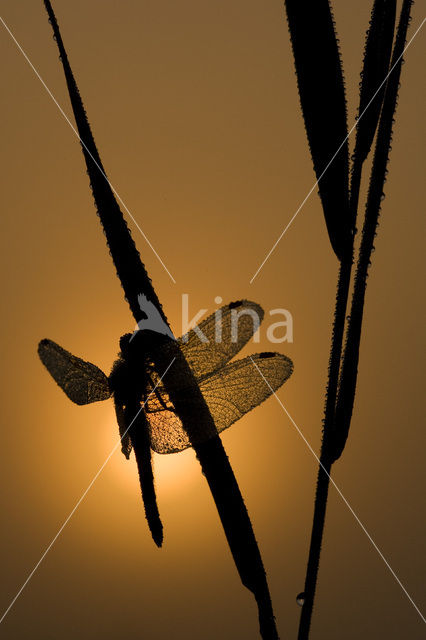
297;256;351;639
43;3;281;636
297;2;412;636
298;157;362;638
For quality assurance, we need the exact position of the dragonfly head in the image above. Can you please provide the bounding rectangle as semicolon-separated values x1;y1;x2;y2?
119;330;171;363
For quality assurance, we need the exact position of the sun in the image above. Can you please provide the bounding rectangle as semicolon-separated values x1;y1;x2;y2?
101;412;197;495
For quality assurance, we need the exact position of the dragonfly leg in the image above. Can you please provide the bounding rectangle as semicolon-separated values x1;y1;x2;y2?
146;369;170;411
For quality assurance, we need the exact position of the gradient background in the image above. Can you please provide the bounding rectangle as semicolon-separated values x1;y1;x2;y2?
0;1;424;638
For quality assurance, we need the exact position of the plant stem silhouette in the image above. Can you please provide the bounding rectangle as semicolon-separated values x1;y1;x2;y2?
297;261;351;639
333;0;413;460
297;143;362;638
43;2;279;637
284;1;412;637
284;0;351;260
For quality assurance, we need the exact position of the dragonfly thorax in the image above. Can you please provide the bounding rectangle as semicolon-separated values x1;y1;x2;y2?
110;330;172;405
120;330;172;362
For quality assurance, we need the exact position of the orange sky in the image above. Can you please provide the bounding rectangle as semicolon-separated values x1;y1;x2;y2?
0;1;424;638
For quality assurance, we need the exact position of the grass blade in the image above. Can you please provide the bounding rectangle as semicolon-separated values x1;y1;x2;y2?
355;0;397;165
332;0;414;462
284;0;350;260
43;3;280;635
43;0;167;326
297;3;413;636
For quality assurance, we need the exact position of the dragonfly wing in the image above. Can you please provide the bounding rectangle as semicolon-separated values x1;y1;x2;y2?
199;352;293;433
147;352;293;454
38;339;111;405
147;409;191;455
178;300;264;379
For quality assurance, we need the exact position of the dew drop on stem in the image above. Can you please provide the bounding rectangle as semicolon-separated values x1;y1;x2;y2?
296;592;305;607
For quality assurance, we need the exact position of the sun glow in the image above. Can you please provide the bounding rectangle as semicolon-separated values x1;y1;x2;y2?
101;414;197;495
153;448;197;492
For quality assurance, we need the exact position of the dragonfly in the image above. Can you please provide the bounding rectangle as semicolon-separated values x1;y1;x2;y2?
38;299;293;546
42;3;291;636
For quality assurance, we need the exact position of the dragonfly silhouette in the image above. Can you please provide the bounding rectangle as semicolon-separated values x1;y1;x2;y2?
39;300;292;544
41;3;293;638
